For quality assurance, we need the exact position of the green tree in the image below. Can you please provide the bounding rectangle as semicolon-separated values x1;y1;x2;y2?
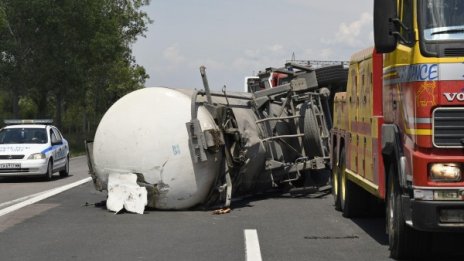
0;0;151;151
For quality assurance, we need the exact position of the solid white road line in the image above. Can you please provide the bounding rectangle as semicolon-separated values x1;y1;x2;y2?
244;229;263;261
0;191;47;209
0;177;92;217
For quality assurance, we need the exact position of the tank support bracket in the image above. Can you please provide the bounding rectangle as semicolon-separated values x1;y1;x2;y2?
186;119;208;163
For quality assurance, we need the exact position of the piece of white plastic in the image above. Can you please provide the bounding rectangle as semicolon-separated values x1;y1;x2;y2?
106;173;147;214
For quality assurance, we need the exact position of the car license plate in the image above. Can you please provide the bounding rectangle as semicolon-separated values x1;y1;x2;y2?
0;163;21;169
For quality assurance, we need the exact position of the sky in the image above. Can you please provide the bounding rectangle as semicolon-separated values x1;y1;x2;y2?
132;0;374;92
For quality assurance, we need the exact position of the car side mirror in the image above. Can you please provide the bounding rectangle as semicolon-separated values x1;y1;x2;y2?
51;137;62;146
374;0;398;53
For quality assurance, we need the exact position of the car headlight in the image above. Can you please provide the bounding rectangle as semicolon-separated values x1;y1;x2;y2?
28;153;46;160
429;163;462;182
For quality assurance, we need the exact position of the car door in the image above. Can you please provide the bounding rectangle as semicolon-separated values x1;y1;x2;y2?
50;128;66;169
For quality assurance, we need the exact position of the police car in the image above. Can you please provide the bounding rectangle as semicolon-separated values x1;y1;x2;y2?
0;119;69;180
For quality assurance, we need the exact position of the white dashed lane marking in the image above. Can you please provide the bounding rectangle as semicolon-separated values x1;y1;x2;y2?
244;229;263;261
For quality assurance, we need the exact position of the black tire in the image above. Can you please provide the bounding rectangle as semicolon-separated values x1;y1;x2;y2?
340;148;365;218
387;166;428;259
44;160;53;181
315;65;348;86
60;156;69;177
300;103;323;159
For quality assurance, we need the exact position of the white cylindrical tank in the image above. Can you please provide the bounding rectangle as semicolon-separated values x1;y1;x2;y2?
93;87;222;210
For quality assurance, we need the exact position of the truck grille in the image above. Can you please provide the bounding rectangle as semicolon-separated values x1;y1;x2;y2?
433;108;464;147
444;48;464;57
0;168;29;173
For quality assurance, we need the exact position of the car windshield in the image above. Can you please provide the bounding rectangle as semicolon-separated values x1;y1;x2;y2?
422;0;464;41
0;128;48;144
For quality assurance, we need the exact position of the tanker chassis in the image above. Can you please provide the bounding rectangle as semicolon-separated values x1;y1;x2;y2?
86;63;346;211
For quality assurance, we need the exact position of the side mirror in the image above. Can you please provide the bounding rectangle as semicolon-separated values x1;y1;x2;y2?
51;136;62;146
374;0;398;53
52;140;63;146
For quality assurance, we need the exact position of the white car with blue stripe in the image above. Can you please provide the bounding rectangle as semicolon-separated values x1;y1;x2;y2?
0;120;69;180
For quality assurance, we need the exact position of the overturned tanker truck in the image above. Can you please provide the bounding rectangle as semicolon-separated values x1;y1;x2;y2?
86;63;347;210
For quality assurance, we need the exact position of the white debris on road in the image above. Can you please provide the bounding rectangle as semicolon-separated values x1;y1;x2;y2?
106;173;147;214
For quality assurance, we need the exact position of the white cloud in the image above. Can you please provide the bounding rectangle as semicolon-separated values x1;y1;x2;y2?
301;49;315;60
323;12;373;47
286;0;318;8
244;49;261;59
368;31;374;44
302;48;335;61
232;44;289;73
232;57;257;70
242;44;285;60
268;44;284;53
163;43;185;64
320;48;335;60
191;58;226;71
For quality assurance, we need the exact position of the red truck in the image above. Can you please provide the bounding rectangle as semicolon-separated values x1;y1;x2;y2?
331;0;464;258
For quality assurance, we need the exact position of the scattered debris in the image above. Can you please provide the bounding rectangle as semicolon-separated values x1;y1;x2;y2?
82;201;106;207
212;208;231;215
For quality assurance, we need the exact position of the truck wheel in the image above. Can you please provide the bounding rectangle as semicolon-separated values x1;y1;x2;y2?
340;148;364;217
387;167;428;259
332;149;341;211
300;103;324;159
315;65;348;86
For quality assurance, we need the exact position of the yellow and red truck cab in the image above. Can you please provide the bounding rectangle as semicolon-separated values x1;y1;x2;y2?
331;0;464;258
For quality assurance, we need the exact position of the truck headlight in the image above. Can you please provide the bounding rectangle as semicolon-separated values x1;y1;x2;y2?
28;153;46;160
429;163;462;182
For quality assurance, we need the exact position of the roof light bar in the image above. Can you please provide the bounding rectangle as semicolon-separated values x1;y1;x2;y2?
4;119;54;125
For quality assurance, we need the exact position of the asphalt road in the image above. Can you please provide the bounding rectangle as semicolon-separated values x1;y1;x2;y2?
1;158;464;261
0;156;89;208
